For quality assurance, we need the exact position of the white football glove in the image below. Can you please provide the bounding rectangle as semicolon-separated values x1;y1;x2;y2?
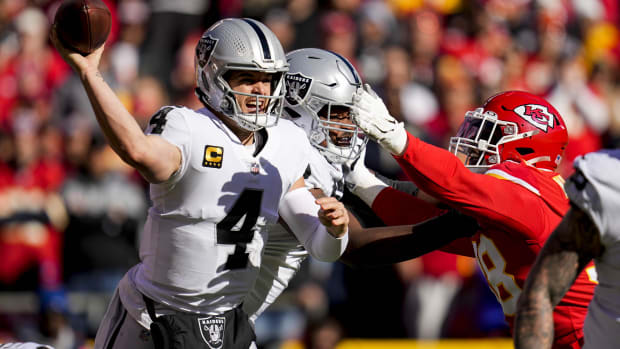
342;145;388;207
351;84;408;155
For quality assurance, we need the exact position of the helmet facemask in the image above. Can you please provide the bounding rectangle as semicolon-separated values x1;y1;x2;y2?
449;108;533;170
217;70;286;131
295;93;367;164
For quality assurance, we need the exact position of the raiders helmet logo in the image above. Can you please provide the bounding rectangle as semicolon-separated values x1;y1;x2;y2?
198;316;226;349
513;104;556;132
196;35;218;68
285;72;313;106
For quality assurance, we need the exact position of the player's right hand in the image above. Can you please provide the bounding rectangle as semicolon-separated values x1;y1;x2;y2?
50;24;104;75
316;197;349;238
351;84;408;156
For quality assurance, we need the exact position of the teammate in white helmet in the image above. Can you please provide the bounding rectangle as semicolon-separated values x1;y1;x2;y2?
241;48;479;338
242;48;367;325
51;18;349;349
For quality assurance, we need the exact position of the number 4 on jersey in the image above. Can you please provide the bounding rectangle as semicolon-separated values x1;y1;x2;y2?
216;189;263;270
149;107;173;134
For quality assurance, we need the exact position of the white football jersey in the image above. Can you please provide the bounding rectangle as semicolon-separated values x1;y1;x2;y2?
243;146;343;322
117;106;312;327
565;149;620;349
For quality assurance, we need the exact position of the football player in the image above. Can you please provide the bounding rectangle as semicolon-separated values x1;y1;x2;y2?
515;149;620;349
350;89;597;348
51;18;349;349
242;48;479;332
241;48;367;326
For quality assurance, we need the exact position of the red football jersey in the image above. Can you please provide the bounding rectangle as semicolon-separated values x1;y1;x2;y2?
373;133;595;348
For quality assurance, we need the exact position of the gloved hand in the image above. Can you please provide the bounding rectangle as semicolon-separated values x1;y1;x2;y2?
351;84;408;156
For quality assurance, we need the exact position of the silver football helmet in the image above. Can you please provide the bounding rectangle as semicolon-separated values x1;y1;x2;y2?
283;48;367;164
195;18;289;131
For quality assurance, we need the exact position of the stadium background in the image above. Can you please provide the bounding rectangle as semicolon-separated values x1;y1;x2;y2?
0;0;618;348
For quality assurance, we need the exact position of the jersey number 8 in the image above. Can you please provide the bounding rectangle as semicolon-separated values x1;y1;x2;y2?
474;234;522;316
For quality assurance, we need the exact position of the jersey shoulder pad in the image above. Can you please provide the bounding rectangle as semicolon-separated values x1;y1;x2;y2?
275;118;309;138
484;161;541;195
145;105;191;135
274;118;313;154
568;150;620;244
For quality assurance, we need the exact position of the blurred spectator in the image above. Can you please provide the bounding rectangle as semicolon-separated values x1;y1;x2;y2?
320;11;358;65
0;7;68;125
130;76;169;128
139;0;210;90
548;54;605;177
265;8;296;52
357;0;398;85
61;130;146;335
400;252;477;339
0;115;67;291
302;316;344;349
169;32;202;108
288;0;322;49
407;9;442;87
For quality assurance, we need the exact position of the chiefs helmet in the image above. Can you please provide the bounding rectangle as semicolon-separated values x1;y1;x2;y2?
449;91;568;171
283;48;366;164
194;18;288;131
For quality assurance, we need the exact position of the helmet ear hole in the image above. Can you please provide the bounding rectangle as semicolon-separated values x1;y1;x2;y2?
516;147;535;155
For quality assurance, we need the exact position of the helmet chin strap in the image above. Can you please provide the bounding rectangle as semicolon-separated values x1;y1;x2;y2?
195;87;209;108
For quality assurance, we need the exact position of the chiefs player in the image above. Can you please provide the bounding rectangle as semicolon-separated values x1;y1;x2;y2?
349;89;597;348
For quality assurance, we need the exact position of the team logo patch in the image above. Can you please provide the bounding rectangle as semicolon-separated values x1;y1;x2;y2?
198;316;225;349
196;35;218;68
285;72;313;106
250;162;260;175
513;104;556;132
203;145;223;168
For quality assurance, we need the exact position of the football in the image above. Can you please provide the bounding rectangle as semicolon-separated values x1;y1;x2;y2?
53;0;111;55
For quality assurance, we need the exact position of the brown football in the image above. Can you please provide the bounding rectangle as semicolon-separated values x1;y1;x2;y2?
53;0;111;55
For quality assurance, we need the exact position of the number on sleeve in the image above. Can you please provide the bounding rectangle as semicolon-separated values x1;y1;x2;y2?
149;107;173;134
216;189;264;270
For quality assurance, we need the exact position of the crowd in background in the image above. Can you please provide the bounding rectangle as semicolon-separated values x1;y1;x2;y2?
0;0;619;348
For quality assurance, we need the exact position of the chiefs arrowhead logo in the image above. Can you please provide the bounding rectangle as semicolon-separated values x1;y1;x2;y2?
513;104;556;132
285;72;313;106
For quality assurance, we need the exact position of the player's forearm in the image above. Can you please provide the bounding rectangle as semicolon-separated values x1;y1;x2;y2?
371;187;444;225
79;68;149;167
514;252;576;349
280;188;348;262
513;279;556;349
515;212;585;349
394;133;469;201
342;210;477;266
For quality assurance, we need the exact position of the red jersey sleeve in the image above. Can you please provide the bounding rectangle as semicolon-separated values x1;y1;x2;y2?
372;186;475;257
393;133;549;240
372;186;443;225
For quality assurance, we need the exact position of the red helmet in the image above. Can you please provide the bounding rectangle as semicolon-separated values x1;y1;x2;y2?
449;91;568;171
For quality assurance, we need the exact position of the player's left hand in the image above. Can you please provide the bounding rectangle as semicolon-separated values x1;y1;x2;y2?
316;197;349;238
351;84;408;156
